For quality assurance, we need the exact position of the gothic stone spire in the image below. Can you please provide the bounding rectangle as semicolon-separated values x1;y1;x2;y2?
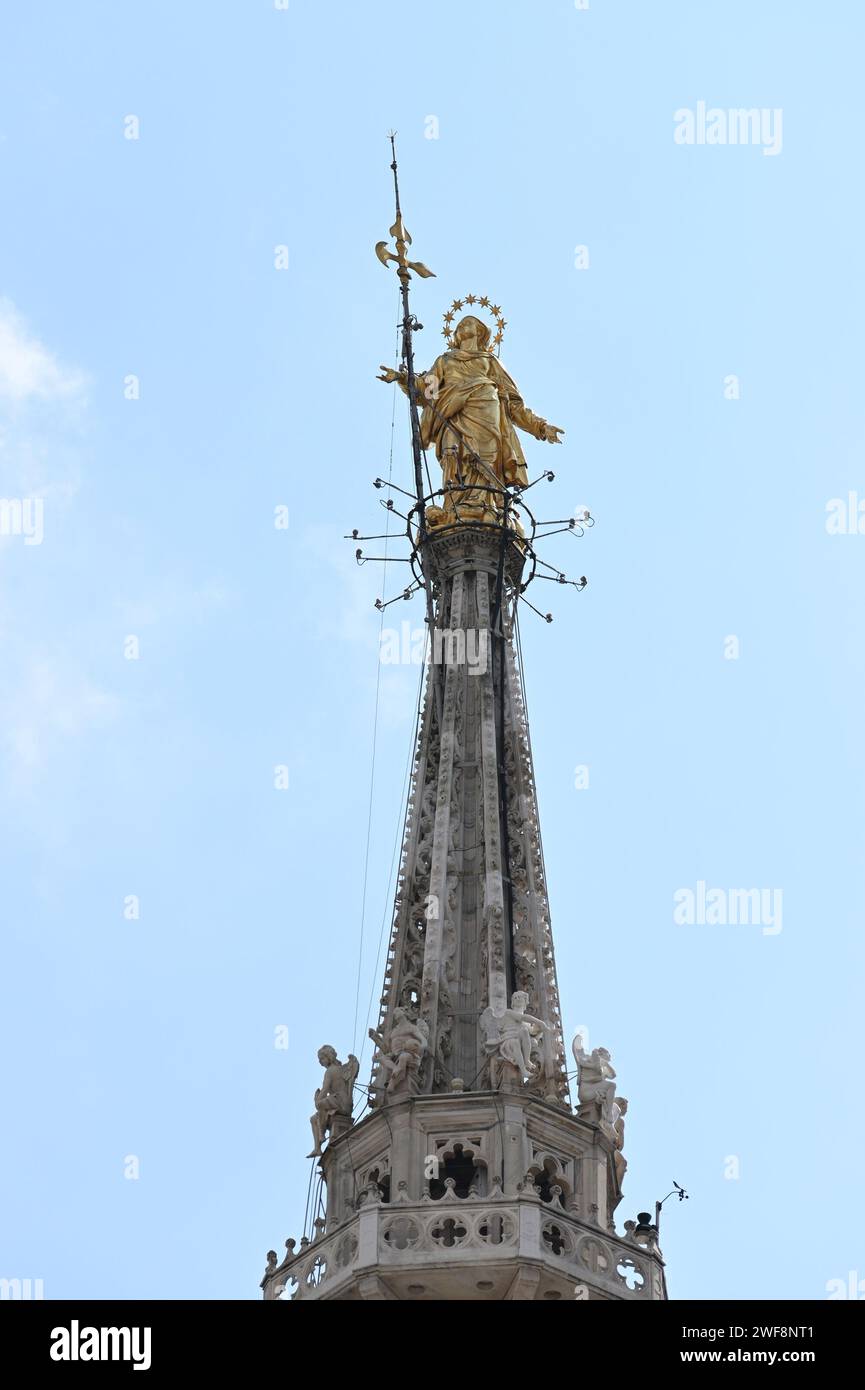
263;528;667;1302
261;166;667;1299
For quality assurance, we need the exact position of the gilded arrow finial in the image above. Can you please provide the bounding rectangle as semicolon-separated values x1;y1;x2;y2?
374;134;436;281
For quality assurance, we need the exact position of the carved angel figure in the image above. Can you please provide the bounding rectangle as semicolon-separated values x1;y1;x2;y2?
378;315;563;527
368;1008;429;1095
307;1045;359;1157
480;990;549;1086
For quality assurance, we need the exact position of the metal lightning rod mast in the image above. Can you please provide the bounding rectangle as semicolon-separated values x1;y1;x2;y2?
375;132;436;543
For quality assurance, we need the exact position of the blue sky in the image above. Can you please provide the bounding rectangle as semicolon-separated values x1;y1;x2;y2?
1;0;863;1301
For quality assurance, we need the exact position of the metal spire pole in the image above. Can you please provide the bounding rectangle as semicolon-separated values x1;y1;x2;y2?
388;134;427;541
375;134;443;725
376;133;436;543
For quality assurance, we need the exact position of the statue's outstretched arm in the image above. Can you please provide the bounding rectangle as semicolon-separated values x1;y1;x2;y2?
377;366;437;409
377;364;407;389
506;396;564;444
523;1012;550;1032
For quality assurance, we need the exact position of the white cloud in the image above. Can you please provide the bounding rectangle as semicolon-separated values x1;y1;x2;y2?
0;299;86;403
0;299;88;545
0;306;105;792
0;648;118;787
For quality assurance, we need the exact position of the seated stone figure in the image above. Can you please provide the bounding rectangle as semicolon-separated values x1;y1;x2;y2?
307;1045;359;1158
368;1008;429;1098
480;990;549;1088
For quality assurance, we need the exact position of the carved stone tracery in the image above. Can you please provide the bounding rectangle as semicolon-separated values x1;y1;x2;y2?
369;530;570;1104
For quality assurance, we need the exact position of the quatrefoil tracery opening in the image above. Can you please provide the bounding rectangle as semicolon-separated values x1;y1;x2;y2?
383;1217;420;1250
430;1217;468;1248
616;1258;645;1291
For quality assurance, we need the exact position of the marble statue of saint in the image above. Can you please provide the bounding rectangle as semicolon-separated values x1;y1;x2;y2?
571;1036;617;1122
368;1008;429;1095
378;315;563;527
611;1096;628;1188
480;990;549;1086
307;1045;359;1158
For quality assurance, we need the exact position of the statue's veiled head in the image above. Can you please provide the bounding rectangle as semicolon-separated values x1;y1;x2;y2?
453;314;491;351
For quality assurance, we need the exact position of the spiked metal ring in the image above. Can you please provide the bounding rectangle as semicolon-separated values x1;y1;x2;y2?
442;295;506;353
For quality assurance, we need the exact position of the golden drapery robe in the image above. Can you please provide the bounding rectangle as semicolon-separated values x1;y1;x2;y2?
416;346;552;524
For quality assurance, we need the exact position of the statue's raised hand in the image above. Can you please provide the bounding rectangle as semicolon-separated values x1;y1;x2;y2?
377;365;405;385
543;423;564;444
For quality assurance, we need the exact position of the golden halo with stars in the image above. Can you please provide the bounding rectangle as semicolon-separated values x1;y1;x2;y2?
442;294;507;354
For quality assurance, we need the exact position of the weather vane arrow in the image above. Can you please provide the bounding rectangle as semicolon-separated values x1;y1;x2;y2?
375;227;436;279
375;134;436;281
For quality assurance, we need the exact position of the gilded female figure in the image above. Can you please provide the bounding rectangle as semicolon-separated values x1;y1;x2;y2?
378;314;563;526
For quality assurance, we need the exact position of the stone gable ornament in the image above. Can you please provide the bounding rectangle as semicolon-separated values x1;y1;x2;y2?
307;1045;359;1158
480;990;550;1088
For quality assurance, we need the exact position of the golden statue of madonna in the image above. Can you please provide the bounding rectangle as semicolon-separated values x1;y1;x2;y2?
378;309;563;528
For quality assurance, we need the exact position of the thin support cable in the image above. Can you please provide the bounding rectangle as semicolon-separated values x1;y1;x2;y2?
514;603;571;1106
352;295;401;1054
301;1158;315;1240
359;646;427;1075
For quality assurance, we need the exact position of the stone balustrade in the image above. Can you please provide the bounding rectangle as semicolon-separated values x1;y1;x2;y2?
262;1189;665;1301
